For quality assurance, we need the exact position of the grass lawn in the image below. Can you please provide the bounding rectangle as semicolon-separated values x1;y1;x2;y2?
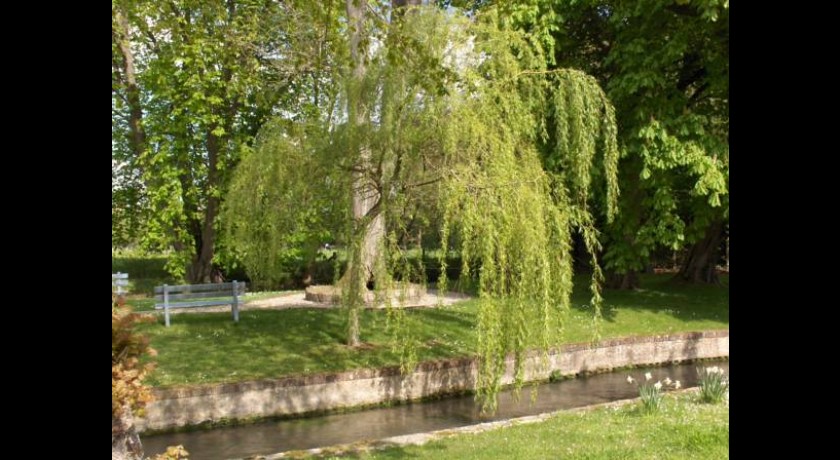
138;274;728;387
346;393;729;459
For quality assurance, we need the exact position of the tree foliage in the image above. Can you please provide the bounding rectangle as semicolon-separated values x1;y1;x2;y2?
225;4;619;408
499;0;729;285
113;294;190;459
112;294;156;457
112;0;342;282
223;120;345;290
600;1;728;285
112;298;155;423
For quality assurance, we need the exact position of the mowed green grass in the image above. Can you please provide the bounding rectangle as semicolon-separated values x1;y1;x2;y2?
139;274;728;387
347;393;729;460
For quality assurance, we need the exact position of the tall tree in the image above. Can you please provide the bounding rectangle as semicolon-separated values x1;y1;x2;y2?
341;0;426;345
342;0;381;345
112;0;321;282
499;0;729;286
225;5;619;407
112;1;150;248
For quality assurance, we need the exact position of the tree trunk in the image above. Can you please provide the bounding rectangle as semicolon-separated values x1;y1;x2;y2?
112;408;143;460
113;8;146;163
341;0;421;346
344;0;372;347
186;209;218;284
606;270;640;289
354;196;384;284
186;0;238;284
676;219;724;284
186;128;222;284
725;235;729;272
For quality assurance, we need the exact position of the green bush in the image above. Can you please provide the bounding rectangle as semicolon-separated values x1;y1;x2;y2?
112;255;170;280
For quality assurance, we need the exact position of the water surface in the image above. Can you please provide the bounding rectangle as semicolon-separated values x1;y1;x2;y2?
141;360;729;459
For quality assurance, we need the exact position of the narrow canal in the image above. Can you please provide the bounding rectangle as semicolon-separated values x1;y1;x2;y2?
141;360;728;459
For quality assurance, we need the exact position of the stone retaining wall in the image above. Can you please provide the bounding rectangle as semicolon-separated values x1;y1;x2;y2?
137;330;728;432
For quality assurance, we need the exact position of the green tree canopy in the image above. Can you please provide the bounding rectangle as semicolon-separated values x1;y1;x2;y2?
112;0;343;281
225;3;620;409
488;0;729;287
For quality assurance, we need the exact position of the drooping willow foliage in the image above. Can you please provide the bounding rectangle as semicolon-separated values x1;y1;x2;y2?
224;120;350;291
224;5;619;410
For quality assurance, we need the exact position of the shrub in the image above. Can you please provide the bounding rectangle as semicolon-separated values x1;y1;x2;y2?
112;294;156;423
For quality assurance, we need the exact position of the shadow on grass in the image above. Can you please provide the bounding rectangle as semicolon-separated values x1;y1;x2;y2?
340;442;446;459
410;307;475;330
570;273;729;326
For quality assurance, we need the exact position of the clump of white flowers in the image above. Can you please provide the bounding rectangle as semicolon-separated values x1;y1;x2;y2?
627;370;681;414
697;366;728;404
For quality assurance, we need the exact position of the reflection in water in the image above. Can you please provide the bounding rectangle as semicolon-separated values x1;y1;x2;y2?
141;360;728;459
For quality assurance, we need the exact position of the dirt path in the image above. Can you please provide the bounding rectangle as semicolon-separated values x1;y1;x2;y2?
159;289;471;315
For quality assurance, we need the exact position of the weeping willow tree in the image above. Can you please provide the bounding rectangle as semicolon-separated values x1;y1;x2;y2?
223;120;348;290
225;4;618;409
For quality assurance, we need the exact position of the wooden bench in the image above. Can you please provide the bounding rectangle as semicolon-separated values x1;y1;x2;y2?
112;272;129;295
154;281;246;327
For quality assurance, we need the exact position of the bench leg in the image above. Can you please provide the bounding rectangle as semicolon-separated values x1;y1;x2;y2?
232;280;240;323
164;284;171;327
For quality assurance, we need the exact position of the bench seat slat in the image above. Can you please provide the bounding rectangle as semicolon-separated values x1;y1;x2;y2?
154;282;244;294
156;291;242;301
155;299;235;309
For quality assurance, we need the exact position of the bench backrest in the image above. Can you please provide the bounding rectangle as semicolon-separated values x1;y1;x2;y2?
154;281;246;327
154;282;246;301
112;273;129;295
